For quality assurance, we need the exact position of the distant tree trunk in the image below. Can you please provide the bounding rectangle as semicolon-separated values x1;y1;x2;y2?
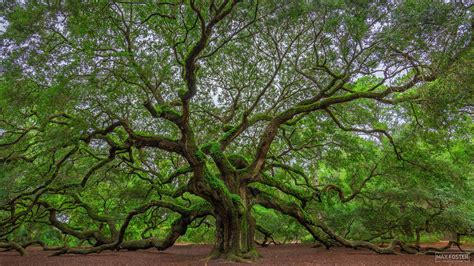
445;231;458;242
415;229;421;248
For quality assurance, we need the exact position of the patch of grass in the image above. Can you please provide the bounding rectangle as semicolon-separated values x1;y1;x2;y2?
461;235;474;245
419;233;442;244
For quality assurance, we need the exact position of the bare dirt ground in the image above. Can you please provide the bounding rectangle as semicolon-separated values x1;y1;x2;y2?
1;243;473;266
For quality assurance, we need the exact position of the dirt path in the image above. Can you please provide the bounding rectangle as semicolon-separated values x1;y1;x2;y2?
1;244;472;265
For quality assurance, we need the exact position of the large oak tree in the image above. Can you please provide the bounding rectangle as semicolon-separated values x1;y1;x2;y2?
1;0;473;261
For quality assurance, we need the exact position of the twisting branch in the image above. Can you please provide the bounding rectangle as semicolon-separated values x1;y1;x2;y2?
323;108;402;159
47;200;211;256
322;164;379;203
0;242;27;256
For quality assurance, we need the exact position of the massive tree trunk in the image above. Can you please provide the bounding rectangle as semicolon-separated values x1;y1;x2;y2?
210;203;258;260
196;170;258;261
211;208;243;259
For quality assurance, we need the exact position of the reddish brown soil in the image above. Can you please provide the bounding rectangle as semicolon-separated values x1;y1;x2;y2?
1;244;472;266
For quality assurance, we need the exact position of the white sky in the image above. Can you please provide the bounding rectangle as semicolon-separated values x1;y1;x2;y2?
0;16;7;34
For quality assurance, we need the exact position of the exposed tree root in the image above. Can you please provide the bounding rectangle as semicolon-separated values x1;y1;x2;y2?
0;242;27;256
242;249;261;259
204;244;259;263
226;254;253;263
203;250;254;263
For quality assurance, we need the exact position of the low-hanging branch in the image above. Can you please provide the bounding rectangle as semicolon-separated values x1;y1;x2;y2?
253;188;474;255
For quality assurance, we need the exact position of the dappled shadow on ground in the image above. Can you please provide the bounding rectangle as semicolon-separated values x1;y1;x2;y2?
0;243;472;265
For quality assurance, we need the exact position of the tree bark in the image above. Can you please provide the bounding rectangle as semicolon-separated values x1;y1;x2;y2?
0;242;27;256
200;173;260;261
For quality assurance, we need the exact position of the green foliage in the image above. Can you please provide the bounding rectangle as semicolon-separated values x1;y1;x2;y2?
0;0;471;253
